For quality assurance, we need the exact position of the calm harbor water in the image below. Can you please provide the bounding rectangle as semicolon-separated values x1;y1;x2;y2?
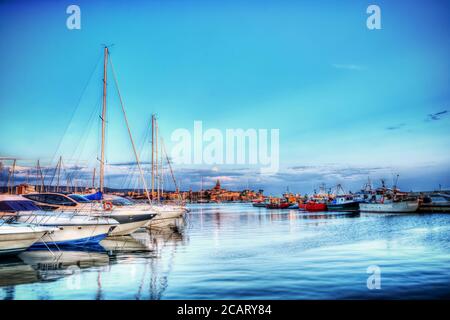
1;203;450;300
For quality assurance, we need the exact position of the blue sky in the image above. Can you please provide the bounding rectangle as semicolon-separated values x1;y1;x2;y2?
0;0;449;194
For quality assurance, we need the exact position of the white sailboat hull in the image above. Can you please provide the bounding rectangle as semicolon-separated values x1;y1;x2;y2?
359;200;419;213
16;213;117;246
0;227;48;255
99;209;156;236
108;219;151;236
147;213;184;229
37;224;114;246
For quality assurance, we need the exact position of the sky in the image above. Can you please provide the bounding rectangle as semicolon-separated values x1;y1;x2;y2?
0;0;449;195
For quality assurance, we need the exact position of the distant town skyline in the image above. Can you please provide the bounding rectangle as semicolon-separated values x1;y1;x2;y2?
0;0;449;195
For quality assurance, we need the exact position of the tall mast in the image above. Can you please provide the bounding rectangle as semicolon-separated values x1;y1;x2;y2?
151;114;155;199
100;46;109;193
155;118;159;203
159;129;163;201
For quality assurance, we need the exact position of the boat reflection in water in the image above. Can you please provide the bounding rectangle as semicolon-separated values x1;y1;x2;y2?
0;248;110;299
19;249;109;282
100;235;153;254
297;211;360;220
2;203;450;299
0;221;186;300
0;256;38;288
98;222;186;300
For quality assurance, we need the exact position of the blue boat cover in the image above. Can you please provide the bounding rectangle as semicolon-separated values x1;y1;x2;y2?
84;191;103;201
0;200;41;212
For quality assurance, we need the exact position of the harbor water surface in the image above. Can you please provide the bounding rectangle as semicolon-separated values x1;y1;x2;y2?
1;203;450;299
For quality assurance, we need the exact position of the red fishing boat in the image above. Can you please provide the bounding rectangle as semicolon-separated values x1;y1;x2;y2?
299;201;327;212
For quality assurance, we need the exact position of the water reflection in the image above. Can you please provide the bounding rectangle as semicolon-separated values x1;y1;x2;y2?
0;256;37;287
1;205;450;299
20;250;109;280
101;235;152;254
297;211;360;220
0;219;187;300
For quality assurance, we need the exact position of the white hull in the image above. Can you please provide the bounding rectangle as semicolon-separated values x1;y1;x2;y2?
37;224;113;245
100;236;150;252
359;200;419;213
16;213;117;246
103;210;156;236
108;219;150;236
147;217;178;228
72;205;157;236
147;210;183;228
0;226;49;255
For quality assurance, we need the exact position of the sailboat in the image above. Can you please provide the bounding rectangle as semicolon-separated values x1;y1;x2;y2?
70;46;159;233
84;47;185;229
146;114;187;228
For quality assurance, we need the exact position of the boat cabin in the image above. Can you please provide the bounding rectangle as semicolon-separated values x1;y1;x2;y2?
22;193;90;210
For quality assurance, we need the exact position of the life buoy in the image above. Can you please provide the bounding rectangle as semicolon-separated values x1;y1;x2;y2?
103;201;113;211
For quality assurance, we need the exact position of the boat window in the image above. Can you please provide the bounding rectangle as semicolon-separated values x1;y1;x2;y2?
68;194;91;203
0;200;41;212
39;194;77;206
23;194;40;202
110;197;134;206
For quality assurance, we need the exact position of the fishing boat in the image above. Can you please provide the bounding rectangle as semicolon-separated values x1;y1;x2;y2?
359;199;419;213
299;201;327;212
359;177;419;213
0;195;118;247
299;184;331;212
419;193;450;213
327;195;360;212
